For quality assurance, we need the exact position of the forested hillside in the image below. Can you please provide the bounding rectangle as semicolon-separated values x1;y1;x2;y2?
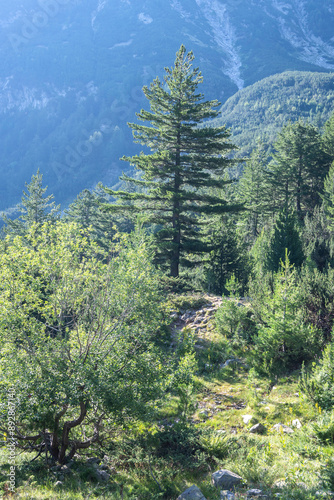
2;45;334;499
211;71;334;157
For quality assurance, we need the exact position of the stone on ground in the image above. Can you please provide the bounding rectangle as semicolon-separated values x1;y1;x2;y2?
177;485;207;500
249;423;266;434
212;469;242;489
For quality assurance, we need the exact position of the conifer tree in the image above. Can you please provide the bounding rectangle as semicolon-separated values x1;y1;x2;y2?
267;209;304;272
254;253;318;376
250;209;304;274
266;121;329;220
105;45;239;277
3;169;59;235
64;185;127;248
323;112;334;163
323;162;334;224
237;142;270;241
302;206;333;271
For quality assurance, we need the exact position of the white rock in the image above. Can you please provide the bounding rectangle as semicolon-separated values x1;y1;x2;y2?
273;480;286;489
199;410;209;418
292;419;302;429
242;415;253;424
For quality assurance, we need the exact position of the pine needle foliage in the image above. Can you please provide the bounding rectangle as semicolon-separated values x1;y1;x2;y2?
105;45;240;277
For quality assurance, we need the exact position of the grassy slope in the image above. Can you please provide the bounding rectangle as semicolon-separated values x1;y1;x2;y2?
0;294;332;499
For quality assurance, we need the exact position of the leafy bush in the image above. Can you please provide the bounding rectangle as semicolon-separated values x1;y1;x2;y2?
299;341;334;410
215;298;248;338
112;423;210;473
321;457;334;492
252;255;320;376
215;274;252;341
312;410;334;444
0;223;166;464
167;293;210;313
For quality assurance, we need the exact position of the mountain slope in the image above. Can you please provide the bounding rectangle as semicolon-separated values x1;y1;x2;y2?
1;1;334;211
213;71;334;157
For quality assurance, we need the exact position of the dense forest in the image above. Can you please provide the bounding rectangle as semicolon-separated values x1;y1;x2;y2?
3;46;334;499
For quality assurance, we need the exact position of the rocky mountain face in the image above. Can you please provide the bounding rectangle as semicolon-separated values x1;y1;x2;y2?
1;0;334;211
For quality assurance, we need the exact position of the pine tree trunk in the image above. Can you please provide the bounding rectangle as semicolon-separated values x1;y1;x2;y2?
171;126;182;278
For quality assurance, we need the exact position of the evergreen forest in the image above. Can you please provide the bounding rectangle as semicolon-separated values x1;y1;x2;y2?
3;45;334;499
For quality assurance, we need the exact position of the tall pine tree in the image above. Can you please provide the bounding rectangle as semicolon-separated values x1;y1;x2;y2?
237;141;270;242
105;45;239;277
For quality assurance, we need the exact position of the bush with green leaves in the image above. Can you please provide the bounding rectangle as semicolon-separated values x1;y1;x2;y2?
252;254;320;376
321;457;334;492
0;222;166;464
299;340;334;410
215;274;249;340
312;410;334;444
215;299;248;338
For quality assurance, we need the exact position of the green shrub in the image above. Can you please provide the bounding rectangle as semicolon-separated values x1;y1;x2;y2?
312;410;334;444
215;274;252;342
199;429;232;460
299;341;334;410
252;255;320;376
215;298;248;338
321;457;334;492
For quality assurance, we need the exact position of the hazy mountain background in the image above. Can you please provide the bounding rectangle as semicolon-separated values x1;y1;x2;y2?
2;0;334;212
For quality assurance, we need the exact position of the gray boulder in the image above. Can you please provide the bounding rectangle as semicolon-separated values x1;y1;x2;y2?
220;359;242;369
212;469;242;489
272;423;294;434
249;423;266;434
96;470;110;482
247;489;267;498
177;485;207;499
86;457;101;465
221;491;236;499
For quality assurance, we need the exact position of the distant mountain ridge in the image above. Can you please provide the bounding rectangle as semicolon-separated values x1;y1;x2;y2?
1;1;334;211
213;71;334;158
